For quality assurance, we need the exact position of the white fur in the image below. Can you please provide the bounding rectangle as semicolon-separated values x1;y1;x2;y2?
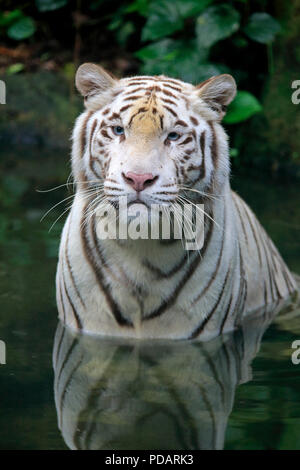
56;68;298;340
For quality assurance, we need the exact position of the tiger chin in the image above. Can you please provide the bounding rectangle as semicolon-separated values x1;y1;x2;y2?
56;63;299;341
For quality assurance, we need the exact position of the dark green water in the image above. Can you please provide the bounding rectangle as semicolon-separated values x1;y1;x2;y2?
0;146;300;450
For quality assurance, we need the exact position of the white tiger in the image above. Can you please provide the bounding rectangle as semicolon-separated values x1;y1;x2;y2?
56;63;298;340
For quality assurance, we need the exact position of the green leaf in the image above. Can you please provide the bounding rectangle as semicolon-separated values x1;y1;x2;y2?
6;63;25;75
116;21;135;45
142;0;212;41
196;4;240;48
244;13;281;44
0;9;23;27
136;39;227;83
230;148;239;158
7;17;36;40
35;0;68;12
224;91;262;124
126;0;149;16
62;62;75;81
136;39;177;60
176;0;213;18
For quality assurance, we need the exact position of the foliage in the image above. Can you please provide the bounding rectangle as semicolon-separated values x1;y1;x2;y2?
0;0;283;127
243;12;281;44
224;91;263;124
131;0;281;123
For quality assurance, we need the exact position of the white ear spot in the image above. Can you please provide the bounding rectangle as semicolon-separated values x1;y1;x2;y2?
75;63;117;100
195;74;237;119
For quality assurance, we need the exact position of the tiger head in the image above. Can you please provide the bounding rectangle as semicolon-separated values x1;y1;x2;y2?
73;63;236;219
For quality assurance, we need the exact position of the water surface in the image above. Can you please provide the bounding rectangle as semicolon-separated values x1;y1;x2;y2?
0;146;299;450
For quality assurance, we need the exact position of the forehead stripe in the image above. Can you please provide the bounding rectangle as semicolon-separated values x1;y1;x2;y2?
160;78;183;86
162;84;182;92
162;105;178;118
159;115;164;129
123;95;144;102
161;89;176;98
127;81;149;86
120;104;132;113
128;107;148;126
127;76;157;81
124;87;147;95
160;97;177;106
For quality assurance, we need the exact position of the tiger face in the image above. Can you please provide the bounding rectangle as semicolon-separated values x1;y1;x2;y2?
74;64;236;220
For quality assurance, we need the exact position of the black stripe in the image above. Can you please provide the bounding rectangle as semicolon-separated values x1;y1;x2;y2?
54;323;66;368
163;105;178;117
233;195;248;245
199;131;206;178
233;242;247;327
219;294;233;334
56;336;79;385
59;356;83;429
189;266;231;339
145;217;214;321
57;273;66;323
65;214;86;309
191;207;226;305
80;111;93;157
243;205;262;268
143;253;189;279
199;343;226;406
80;207;133;327
208;121;218;167
128;107;148;126
62;262;83;330
72;347;120;449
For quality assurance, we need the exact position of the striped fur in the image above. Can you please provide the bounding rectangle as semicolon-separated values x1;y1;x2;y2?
56;64;299;340
53;303;288;450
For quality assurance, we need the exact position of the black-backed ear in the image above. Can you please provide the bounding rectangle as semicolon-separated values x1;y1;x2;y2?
75;63;117;102
195;74;236;119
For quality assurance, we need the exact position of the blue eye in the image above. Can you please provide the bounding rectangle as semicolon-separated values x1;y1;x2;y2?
167;132;180;141
113;126;125;136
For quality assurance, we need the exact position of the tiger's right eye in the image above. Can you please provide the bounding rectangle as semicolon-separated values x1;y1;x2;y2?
113;126;125;136
167;132;180;141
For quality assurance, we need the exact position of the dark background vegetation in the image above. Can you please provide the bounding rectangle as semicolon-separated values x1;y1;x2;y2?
0;0;300;173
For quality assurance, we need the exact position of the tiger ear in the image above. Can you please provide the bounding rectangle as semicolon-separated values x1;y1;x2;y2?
195;74;236;119
75;63;117;102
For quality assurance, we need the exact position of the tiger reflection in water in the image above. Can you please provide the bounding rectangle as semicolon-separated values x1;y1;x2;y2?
53;299;295;450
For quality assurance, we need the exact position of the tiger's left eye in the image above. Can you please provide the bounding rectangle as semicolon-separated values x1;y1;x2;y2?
167;132;180;141
113;126;125;136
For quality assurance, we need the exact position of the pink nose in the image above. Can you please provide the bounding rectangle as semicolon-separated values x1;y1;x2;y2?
122;172;158;192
